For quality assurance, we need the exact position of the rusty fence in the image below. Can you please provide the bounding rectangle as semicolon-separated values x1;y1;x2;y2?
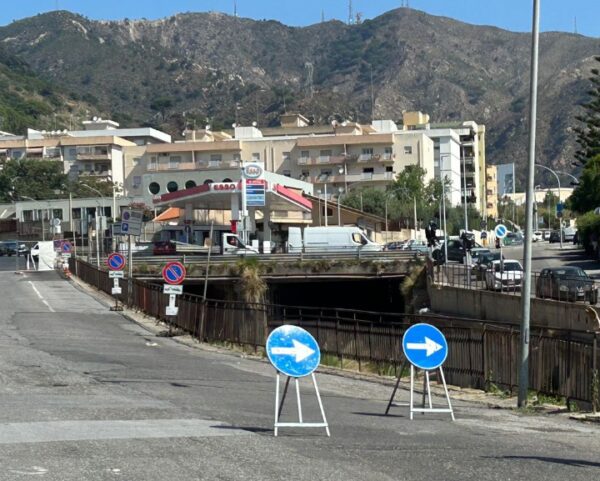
72;257;600;409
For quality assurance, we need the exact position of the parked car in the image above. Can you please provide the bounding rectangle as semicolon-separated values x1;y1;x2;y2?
562;227;577;242
485;260;524;291
542;231;551;241
384;241;405;251
401;239;426;251
535;267;598;304
504;232;524;246
532;231;543;242
549;231;561;243
466;248;492;266
0;241;17;256
472;251;504;280
152;240;176;256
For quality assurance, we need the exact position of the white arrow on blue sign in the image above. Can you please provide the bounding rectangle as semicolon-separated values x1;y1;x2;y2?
266;325;320;377
402;323;448;370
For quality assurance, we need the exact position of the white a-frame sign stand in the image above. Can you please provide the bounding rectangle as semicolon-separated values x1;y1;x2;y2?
274;372;330;437
267;325;330;437
386;323;455;421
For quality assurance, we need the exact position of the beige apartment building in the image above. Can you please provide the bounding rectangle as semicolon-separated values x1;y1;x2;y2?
485;165;498;219
136;115;435;206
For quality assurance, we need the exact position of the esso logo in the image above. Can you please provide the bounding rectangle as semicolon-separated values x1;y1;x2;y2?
244;163;263;179
211;183;237;191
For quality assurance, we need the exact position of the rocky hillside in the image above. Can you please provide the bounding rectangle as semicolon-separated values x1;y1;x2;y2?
0;8;599;185
0;45;91;134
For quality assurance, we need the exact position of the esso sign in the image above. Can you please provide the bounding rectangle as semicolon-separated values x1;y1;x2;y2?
243;163;263;179
211;183;238;192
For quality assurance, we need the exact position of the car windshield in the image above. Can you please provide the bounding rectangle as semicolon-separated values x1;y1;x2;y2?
552;268;587;279
495;262;521;272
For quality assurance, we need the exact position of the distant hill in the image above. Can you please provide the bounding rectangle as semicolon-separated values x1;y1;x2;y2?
0;8;599;186
0;45;91;134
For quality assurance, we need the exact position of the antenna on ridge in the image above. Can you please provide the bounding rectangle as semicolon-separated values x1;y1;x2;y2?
234;0;237;17
348;0;353;25
321;9;325;23
574;16;577;34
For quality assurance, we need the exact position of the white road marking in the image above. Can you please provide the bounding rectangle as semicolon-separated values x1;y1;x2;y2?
8;466;48;476
28;281;55;313
0;419;252;445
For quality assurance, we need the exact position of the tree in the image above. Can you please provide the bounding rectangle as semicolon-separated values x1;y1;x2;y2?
569;154;600;213
0;159;68;201
574;56;600;166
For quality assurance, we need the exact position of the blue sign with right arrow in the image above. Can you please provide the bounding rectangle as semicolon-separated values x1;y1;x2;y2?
266;325;320;378
402;323;448;371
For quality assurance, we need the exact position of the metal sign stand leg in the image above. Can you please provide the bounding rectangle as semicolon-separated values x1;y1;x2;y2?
409;366;455;421
385;361;408;415
273;372;330;437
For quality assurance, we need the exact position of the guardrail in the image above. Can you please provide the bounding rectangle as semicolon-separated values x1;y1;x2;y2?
71;258;600;409
88;250;418;269
433;263;600;305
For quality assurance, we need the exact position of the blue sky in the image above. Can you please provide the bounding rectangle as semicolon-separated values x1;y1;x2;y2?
1;1;599;37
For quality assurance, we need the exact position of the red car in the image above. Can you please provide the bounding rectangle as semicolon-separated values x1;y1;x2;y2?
152;240;176;255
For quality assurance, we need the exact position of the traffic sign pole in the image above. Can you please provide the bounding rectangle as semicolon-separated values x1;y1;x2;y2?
107;253;126;311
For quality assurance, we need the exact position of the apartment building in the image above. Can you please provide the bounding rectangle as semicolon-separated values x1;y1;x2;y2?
135;116;435;207
485;165;498;219
400;113;486;213
0;118;171;189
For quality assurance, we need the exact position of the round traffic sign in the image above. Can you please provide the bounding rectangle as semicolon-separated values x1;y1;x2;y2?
402;323;448;371
162;261;186;285
62;241;73;253
107;253;126;271
494;224;508;239
266;325;321;378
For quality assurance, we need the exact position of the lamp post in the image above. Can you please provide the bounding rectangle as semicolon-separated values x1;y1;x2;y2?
80;183;106;267
535;164;562;248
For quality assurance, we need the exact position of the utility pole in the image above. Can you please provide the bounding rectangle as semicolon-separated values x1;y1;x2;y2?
519;0;540;409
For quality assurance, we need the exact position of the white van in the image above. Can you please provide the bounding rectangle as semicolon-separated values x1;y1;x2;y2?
29;241;57;271
287;226;383;253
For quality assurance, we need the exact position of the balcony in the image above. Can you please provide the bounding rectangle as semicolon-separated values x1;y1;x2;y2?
79;169;112;178
297;155;346;166
357;153;381;162
76;151;111;161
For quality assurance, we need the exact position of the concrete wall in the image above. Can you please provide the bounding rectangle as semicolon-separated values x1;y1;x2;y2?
429;284;600;332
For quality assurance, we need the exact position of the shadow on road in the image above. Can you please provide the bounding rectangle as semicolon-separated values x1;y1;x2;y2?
488;455;600;468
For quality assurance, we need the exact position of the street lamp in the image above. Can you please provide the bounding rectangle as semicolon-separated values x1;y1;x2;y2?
535;164;562;248
80;183;106;267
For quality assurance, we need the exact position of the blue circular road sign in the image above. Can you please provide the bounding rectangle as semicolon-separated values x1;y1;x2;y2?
402;323;448;371
266;325;321;378
494;224;508;239
107;253;126;271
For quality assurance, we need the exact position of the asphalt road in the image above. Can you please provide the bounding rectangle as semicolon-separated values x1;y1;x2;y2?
0;261;600;480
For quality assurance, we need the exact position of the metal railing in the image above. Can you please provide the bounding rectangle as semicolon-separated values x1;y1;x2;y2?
71;258;600;408
433;263;600;304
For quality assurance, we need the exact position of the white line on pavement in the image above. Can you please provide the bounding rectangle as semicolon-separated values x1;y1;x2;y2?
28;281;55;313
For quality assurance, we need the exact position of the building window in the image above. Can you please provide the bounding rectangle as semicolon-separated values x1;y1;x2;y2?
167;181;178;193
23;210;33;222
282;152;291;162
69;148;77;157
169;156;181;169
148;182;160;195
148;156;157;170
133;157;141;166
362;148;373;155
404;146;413;155
301;150;309;158
386;166;393;172
185;180;196;189
233;153;241;162
283;170;291;177
209;154;222;167
133;176;141;188
252;153;260;161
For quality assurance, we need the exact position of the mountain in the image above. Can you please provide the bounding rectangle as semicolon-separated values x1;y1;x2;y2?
0;8;599;186
0;44;91;134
